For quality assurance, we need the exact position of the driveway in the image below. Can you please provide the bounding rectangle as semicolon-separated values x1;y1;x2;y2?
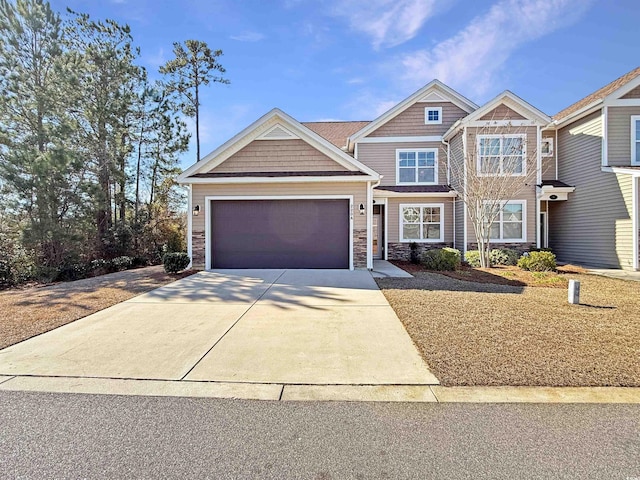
0;269;438;398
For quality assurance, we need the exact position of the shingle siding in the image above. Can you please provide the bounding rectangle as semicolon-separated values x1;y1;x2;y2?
550;111;635;269
367;102;466;137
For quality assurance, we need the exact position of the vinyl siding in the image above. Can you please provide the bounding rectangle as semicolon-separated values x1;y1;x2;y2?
367;102;467;137
622;85;640;99
449;132;466;249
479;104;526;121
191;182;368;233
357;141;448;186
541;129;557;181
550;111;635;269
607;106;640;166
209;139;348;173
464;126;538;245
386;197;455;243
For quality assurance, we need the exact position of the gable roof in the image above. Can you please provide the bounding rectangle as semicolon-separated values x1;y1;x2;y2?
347;79;479;150
178;109;380;183
443;90;551;140
553;66;640;124
302;121;370;149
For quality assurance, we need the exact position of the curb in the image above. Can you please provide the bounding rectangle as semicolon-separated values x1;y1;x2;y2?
1;376;640;404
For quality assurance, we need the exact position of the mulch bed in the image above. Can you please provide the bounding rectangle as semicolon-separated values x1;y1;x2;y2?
377;270;640;387
0;266;195;350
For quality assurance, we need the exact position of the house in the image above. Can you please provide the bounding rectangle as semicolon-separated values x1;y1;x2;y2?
178;68;640;271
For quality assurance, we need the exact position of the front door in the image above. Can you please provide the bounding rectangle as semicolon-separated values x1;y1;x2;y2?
373;211;383;259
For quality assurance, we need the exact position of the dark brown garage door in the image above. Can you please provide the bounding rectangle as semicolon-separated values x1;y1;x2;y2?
211;199;349;269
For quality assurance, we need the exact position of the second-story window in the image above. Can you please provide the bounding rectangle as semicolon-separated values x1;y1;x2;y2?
397;149;438;184
477;134;526;176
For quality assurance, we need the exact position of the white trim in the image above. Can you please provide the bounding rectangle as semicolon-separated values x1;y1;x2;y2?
204;195;355;271
461;91;551;125
603;107;609;167
356;135;443;144
540;210;549;249
396;148;439;185
475;134;527;177
555;129;559;180
604;73;640;101
182;175;375;184
452;197;456;250
399;203;445;243
462;126;468;254
631;115;640;166
541;137;554;157
489;200;527;243
553;102;602;129
178;108;380;182
424;107;443;125
631;177;638;269
366;181;372;269
373;190;457;198
536;198;541;249
187;185;193;268
348;80;478;148
467;120;540;127
256;123;299;140
417;91;448;103
603;98;640;107
602;166;640;176
536;127;542;186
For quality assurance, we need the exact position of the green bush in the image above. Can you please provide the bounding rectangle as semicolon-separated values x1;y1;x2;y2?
421;247;461;271
111;256;133;272
163;252;190;274
490;248;520;266
518;251;557;272
464;250;481;267
409;242;420;264
56;262;90;282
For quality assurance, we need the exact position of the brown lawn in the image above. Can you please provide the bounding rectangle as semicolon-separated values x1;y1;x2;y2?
0;266;195;350
378;268;640;387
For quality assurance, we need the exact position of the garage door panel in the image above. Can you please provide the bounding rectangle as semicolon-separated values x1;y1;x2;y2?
211;199;349;269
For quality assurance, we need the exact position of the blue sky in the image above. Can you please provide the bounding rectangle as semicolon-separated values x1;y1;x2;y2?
50;0;640;169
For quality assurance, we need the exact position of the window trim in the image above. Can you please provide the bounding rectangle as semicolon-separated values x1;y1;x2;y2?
486;200;527;243
541;137;554;157
395;148;439;185
631;115;640;166
424;107;443;125
399;203;445;243
476;134;527;176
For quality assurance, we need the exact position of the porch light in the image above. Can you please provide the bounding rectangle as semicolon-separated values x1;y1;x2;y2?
359;203;365;215
193;204;200;216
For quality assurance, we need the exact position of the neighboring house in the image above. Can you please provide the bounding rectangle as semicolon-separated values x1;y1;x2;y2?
178;67;640;271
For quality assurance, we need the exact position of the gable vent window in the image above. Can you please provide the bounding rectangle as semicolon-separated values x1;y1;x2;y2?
425;107;442;125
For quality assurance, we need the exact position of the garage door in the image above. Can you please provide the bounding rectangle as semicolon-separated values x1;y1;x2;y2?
210;199;350;269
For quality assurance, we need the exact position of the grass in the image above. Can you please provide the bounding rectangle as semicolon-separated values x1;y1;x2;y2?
378;266;640;387
0;266;194;350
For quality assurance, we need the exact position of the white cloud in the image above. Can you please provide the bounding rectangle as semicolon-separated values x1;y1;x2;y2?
346;78;365;85
330;0;447;49
399;0;594;96
230;31;266;42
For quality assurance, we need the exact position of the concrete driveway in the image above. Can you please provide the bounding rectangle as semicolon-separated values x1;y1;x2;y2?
0;269;438;400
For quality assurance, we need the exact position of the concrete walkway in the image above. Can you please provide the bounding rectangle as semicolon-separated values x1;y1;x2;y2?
587;267;640;282
0;269;438;400
369;260;413;278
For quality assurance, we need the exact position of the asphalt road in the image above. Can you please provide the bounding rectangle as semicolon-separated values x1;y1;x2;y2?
1;391;639;479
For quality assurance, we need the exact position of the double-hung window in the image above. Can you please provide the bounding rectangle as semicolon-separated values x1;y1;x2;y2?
487;201;526;242
400;204;444;242
477;134;526;175
631;115;640;165
397;149;438;184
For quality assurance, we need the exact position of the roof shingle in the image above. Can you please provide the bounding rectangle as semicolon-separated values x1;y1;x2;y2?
302;121;370;149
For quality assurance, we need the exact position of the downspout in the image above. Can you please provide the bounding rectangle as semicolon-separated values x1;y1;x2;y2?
442;137;453;248
462;126;468;255
367;178;382;270
187;184;193;269
536;126;542;249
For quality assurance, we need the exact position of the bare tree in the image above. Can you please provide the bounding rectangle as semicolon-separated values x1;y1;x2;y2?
449;115;540;268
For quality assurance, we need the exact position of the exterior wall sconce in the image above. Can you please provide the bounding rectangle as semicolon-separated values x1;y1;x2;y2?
359;203;365;215
193;204;200;216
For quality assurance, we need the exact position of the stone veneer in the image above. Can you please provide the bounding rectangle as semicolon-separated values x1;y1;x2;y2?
353;228;367;268
387;242;452;261
466;243;536;255
191;230;205;269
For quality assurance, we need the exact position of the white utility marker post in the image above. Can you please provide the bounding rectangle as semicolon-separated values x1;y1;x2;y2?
568;279;580;304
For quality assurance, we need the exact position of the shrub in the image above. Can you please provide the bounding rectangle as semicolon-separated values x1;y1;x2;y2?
111;256;133;272
464;250;481;267
56;262;89;282
490;248;520;266
518;251;557;272
409;242;420;264
163;252;190;274
421;247;461;271
131;256;149;268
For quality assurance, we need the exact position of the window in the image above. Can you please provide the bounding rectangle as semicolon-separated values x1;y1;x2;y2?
541;137;554;157
400;204;444;242
424;107;442;124
396;149;438;184
631;115;640;165
487;201;526;242
477;134;526;176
